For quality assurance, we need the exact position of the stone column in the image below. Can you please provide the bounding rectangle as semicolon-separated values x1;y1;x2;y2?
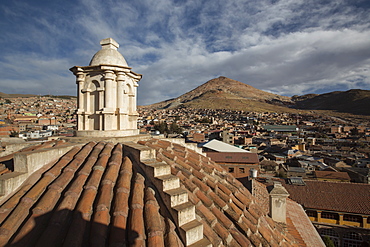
116;72;125;110
76;72;85;112
269;182;289;224
104;70;116;111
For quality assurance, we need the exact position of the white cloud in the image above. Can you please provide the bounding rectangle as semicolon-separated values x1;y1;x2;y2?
0;0;369;105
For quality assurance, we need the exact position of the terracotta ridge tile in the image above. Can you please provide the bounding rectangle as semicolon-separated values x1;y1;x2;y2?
208;191;228;210
200;217;223;246
195;190;213;208
220;178;240;195
243;207;259;226
230;194;247;212
213;222;231;245
234;191;252;209
225;205;242;224
164;218;183;247
216;187;231;204
128;173;146;246
185;157;202;171
211;206;233;229
192;169;206;181
205;178;216;190
240;216;257;234
144;187;164;247
196;203;217;224
109;156;133;247
191;177;210;193
230;228;251;247
174;156;193;171
248;202;264;220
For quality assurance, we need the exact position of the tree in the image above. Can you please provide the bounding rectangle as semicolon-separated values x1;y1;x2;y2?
169;122;183;134
322;235;335;247
153;122;168;134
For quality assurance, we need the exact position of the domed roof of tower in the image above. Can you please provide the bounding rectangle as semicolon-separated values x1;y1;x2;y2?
89;38;128;67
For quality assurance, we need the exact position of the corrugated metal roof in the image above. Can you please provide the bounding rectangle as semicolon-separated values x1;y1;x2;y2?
201;139;249;153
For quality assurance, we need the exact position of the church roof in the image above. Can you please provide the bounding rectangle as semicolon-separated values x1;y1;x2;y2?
89;38;129;67
0;138;315;246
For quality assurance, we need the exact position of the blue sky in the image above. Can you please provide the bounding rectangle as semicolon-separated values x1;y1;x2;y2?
1;0;369;105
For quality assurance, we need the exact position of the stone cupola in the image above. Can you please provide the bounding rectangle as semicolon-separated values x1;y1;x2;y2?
70;38;142;137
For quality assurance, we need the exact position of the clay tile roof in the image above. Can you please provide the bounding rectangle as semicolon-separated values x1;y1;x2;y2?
0;139;311;246
140;139;301;246
283;180;370;215
314;170;351;181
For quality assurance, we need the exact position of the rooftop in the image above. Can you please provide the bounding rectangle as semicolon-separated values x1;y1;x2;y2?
0;138;323;246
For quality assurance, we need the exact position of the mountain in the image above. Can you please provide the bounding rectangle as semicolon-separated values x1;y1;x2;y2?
145;77;297;113
142;77;370;116
293;89;370;115
0;92;38;98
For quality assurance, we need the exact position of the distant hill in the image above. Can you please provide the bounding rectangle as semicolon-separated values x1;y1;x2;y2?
0;92;37;98
292;89;370;115
144;77;297;112
0;92;76;99
141;77;370;116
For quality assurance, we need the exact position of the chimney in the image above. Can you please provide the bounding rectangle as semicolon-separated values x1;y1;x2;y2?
269;181;289;224
249;168;257;180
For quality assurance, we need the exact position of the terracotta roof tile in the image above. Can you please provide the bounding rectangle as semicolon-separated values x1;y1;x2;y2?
199;218;223;246
0;138;310;246
211;206;233;229
144;187;165;247
283;180;370;215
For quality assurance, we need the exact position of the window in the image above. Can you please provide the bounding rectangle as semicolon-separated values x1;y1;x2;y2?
226;156;232;159
343;214;362;223
321;212;338;220
306;210;317;218
319;228;339;247
343;232;362;247
242;156;249;160
239;167;245;173
228;167;234;173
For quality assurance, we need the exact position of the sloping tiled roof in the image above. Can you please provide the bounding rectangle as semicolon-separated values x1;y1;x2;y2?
206;152;259;164
0;139;303;246
139;139;299;246
313;171;351;181
241;178;325;247
283;180;370;215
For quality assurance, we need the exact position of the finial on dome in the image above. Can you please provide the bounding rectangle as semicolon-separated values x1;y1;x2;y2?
100;38;119;50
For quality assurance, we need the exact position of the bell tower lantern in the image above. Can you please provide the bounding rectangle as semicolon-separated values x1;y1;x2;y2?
70;38;142;137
